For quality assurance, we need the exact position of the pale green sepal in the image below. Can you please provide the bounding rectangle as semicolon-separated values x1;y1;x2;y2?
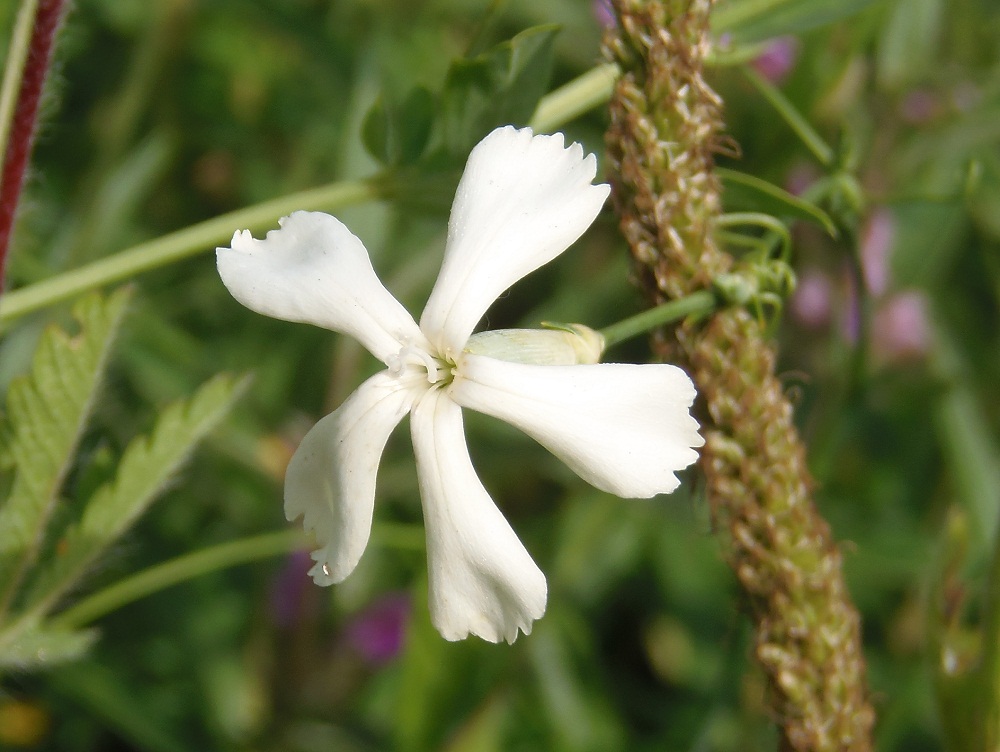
464;325;604;366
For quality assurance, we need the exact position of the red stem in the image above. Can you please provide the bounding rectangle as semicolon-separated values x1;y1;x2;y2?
0;0;67;292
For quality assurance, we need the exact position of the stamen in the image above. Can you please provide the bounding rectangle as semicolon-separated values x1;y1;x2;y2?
388;344;443;384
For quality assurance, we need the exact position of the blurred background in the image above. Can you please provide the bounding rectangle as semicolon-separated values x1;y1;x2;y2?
1;0;999;750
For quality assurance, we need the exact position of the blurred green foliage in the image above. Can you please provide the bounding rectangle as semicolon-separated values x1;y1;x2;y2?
1;0;1000;750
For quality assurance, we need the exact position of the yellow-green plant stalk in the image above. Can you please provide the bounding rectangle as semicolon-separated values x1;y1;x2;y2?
603;2;875;749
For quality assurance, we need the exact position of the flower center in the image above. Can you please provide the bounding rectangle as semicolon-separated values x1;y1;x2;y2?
387;344;450;385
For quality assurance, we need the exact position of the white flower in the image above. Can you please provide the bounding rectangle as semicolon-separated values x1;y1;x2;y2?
217;126;703;644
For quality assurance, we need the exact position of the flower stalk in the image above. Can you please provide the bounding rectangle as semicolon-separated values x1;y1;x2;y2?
0;0;67;290
604;1;875;749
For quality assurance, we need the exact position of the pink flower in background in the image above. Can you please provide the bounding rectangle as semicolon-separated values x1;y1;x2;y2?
791;270;834;329
345;593;412;665
752;36;799;85
592;0;616;29
784;161;820;196
900;89;940;125
860;208;895;298
872;292;932;362
840;268;861;344
269;550;315;629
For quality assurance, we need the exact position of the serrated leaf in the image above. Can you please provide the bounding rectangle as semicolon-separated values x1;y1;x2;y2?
0;623;97;670
23;373;250;614
713;0;880;44
362;86;435;167
0;289;131;613
441;25;559;157
719;167;837;235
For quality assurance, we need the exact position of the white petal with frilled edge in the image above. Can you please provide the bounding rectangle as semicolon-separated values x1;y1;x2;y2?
285;371;421;586
419;127;610;354
217;211;425;363
450;354;704;498
410;389;547;643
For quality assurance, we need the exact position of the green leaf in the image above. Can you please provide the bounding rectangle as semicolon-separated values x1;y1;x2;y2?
718;167;837;235
441;24;559;157
50;659;191;752
22;373;250;615
932;337;1000;554
0;623;97;670
889;200;966;289
362;86;436;167
527;612;623;750
877;0;942;90
740;66;835;167
0;289;131;615
713;0;881;43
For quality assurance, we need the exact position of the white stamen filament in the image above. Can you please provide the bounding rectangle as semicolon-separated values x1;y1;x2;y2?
388;345;444;384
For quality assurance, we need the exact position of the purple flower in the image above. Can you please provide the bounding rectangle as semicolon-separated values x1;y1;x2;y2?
752;37;799;85
791;270;833;329
872;292;932;362
840;267;861;345
860;208;895;298
783;161;820;197
269;550;314;629
345;593;412;665
900;89;940;125
592;0;616;29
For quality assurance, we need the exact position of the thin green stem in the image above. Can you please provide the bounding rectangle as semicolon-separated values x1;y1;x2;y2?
741;65;835;167
0;178;381;328
48;521;425;630
715;211;791;260
979;506;1000;748
50;531;303;629
530;63;621;134
0;60;623;329
717;230;771;253
711;0;792;33
0;0;39;162
599;290;717;349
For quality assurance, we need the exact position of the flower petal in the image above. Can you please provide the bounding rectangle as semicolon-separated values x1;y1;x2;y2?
450;354;703;498
285;371;419;585
410;389;547;643
218;211;424;363
419;126;610;354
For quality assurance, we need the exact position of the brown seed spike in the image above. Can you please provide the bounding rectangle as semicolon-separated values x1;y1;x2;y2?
603;2;876;750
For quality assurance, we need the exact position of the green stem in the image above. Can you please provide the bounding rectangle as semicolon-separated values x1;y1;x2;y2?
529;62;621;134
50;530;303;629
48;521;426;630
0;0;39;162
979;507;1000;749
711;0;792;33
599;290;717;349
0;177;381;328
715;211;791;260
0;61;624;329
741;65;835;167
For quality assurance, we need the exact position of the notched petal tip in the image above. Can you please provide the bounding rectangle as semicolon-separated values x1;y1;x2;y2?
216;211;422;362
420;126;611;353
283;372;416;590
451;356;704;499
